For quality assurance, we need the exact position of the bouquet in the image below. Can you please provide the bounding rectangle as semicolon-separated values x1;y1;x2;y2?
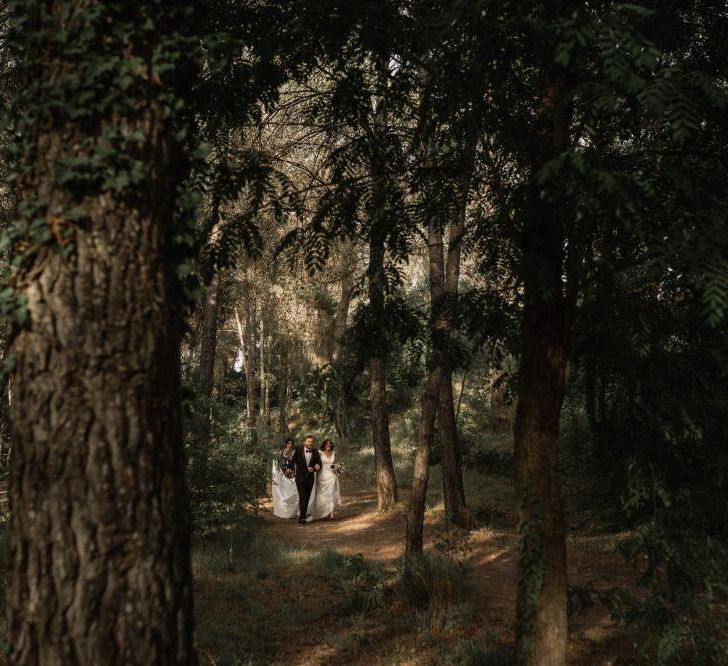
278;454;296;479
331;461;346;477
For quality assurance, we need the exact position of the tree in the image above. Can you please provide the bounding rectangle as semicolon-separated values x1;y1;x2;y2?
6;1;199;662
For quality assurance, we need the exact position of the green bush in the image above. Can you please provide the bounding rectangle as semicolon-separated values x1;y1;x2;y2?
401;533;474;634
469;446;514;476
317;550;391;617
185;396;271;534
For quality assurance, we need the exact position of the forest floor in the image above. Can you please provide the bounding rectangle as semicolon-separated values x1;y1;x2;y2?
194;434;642;665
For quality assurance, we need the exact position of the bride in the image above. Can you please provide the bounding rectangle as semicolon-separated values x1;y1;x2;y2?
311;438;342;520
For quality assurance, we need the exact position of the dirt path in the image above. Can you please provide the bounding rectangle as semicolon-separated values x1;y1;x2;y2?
259;490;636;664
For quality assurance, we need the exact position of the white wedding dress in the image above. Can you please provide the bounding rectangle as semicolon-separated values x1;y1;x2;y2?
272;461;316;519
310;451;342;520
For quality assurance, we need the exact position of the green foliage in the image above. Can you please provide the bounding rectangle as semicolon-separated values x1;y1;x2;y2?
401;532;474;634
318;550;390;616
185;395;270;533
469;446;514;477
4;0;202;320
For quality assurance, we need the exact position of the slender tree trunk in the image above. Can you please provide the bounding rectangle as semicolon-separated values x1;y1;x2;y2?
235;303;257;441
264;334;272;426
246;304;257;429
405;218;446;573
332;270;354;445
437;151;476;528
439;371;473;528
514;71;572;665
366;79;399;511
490;372;513;432
368;230;399;510
278;351;289;433
218;353;226;399
369;352;398;509
455;371;467;424
259;315;266;418
198;272;221;401
8;2;197;662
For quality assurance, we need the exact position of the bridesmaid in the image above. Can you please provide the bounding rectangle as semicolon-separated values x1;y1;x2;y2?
272;437;299;518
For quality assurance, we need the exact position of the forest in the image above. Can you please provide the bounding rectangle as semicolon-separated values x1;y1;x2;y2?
0;0;727;664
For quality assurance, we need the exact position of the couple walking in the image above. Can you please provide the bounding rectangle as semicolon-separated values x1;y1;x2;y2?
272;435;342;524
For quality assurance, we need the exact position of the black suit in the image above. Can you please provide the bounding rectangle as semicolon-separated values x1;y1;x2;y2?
290;445;322;523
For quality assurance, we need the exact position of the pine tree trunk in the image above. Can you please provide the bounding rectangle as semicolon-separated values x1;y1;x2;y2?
7;2;197;662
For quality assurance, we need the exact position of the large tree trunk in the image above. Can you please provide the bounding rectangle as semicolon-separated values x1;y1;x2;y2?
368;231;398;511
514;286;570;666
7;2;197;663
514;72;572;665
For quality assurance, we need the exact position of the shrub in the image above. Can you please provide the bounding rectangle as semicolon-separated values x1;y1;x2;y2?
317;550;391;616
401;532;474;634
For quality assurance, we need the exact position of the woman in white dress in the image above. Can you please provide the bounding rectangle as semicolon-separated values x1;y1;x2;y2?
273;438;308;519
311;438;342;520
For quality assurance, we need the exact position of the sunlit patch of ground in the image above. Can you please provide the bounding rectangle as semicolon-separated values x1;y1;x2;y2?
252;479;639;665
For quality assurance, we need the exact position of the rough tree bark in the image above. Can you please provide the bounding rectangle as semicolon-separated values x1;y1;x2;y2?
7;2;197;663
514;70;573;665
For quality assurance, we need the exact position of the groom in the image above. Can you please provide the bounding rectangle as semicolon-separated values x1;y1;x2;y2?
290;435;321;525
